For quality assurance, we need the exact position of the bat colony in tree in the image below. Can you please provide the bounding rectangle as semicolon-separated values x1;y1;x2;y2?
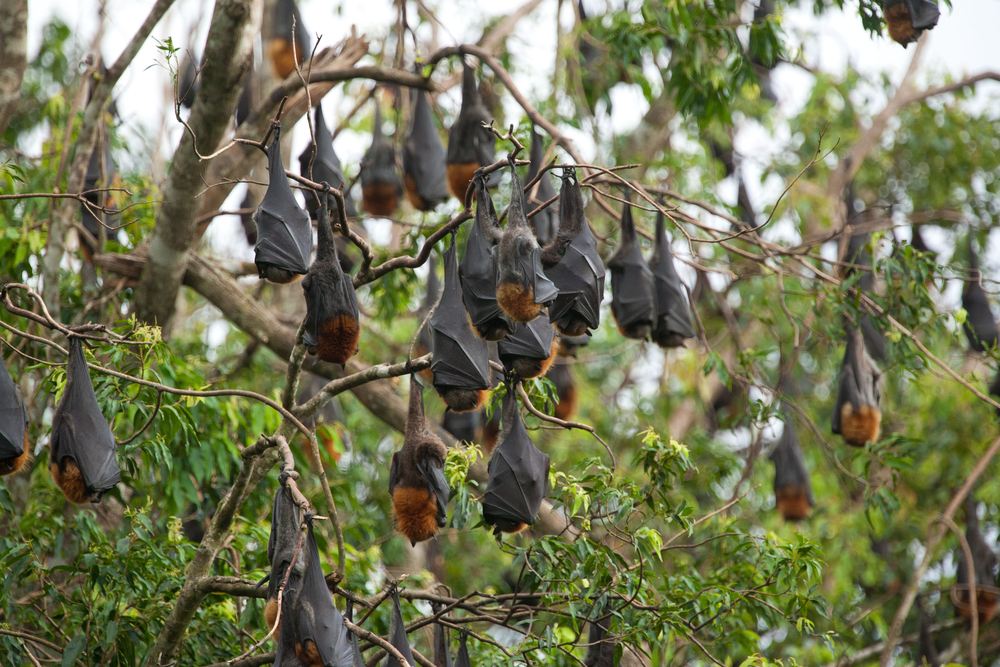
6;0;991;662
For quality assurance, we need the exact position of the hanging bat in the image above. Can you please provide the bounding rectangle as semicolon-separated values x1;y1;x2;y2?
80;129;120;262
585;615;615;667
495;158;558;323
414;253;440;383
478;344;504;456
49;338;120;504
361;101;403;217
254;123;313;284
882;0;939;46
482;384;550;535
404;88;451;211
236;71;253;127
389;377;450;545
0;352;29;476
556;333;591;358
917;596;940;667
608;200;656;340
268;0;311;79
300;105;358;221
963;237;998;353
431;601;452;667
459;173;516;341
546;361;577;422
540;168;605;337
346;601;365;667
454;631;471;667
831;327;881;447
178;53;198;109
443;409;479;444
302;197;361;367
446;59;497;200
954;496;999;624
768;407;813;521
843;226;887;361
430;235;491;412
649;206;695;348
384;587;417;667
497;311;557;380
264;483;302;639
526;126;558;245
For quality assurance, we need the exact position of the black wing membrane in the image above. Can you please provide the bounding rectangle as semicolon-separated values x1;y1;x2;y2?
649;207;694;348
404;89;450;211
430;235;491;399
446;60;499;198
954;496;1000;624
345;602;366;667
831;327;881;447
499;161;559;310
49;338;120;503
963;238;998;353
300;105;357;220
608;201;656;340
526;126;558;245
442;409;479;444
294;517;355;667
431;601;453;667
418;455;451;529
460;174;515;341
454;632;471;667
0;351;28;474
482;388;550;534
497;311;557;380
254;123;313;281
843;226;887;361
544;169;604;336
81;130;120;257
383;588;417;667
768;407;814;521
361;102;403;217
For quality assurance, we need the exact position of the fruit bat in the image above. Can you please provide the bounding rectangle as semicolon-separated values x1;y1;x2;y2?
264;483;300;639
768;407;813;521
415;253;440;383
442;409;479;444
608;200;656;340
404;89;450;211
459;173;516;341
525;126;558;245
954;496;999;625
883;0;939;46
80;129;120;261
454;632;471;667
361;102;402;217
389;377;450;545
178;54;198;109
254;123;313;284
546;361;577;422
302;196;361;367
843;226;887;361
446;60;498;200
495;159;558;324
649;206;695;348
384;587;417;667
49;338;120;503
345;601;365;667
497;311;557;380
482;386;550;535
540;168;605;337
431;601;452;667
917;597;940;667
300;105;358;221
963;238;998;353
0;352;29;476
430;235;491;412
831;327;881;447
556;333;590;358
268;0;311;79
585;615;615;667
236;72;253;127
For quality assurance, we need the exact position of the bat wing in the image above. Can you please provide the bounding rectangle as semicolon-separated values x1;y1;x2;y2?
302;268;360;351
431;240;491;388
384;589;417;667
650;218;694;340
610;245;657;328
404;90;450;208
459;222;513;334
268;485;302;599
255;128;313;275
906;0;940;29
296;520;355;667
51;339;120;496
0;355;26;459
482;393;550;528
417;457;450;528
301;106;357;219
527;249;559;305
498;313;556;365
442;410;479;443
454;633;471;667
546;224;605;331
963;278;998;352
768;409;813;505
388;451;401;497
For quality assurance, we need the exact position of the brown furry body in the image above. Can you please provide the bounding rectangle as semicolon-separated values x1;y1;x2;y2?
50;459;93;504
496;283;541;323
0;433;31;476
362;183;399;217
885;3;917;45
268;38;305;79
775;486;812;521
296;640;323;667
404;174;438;212
392;486;441;544
438;387;488;413
510;339;557;380
315;314;360;366
447;163;480;201
259;265;305;285
554;384;577;422
617;320;652;341
264;598;281;636
480;418;500;457
956;590;998;624
839;403;881;447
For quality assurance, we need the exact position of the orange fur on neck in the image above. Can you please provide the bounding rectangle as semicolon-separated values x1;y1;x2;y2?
496;282;541;323
404;174;431;211
362;183;399;217
885;4;917;45
554;384;577;421
264;598;281;637
447;163;481;201
51;459;92;504
296;640;323;667
268;38;304;79
498;521;528;534
775;486;812;521
839;403;881;447
392;486;441;544
440;387;488;413
316;314;360;366
956;589;998;624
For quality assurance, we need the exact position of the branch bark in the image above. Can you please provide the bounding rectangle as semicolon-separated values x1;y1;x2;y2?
0;0;28;138
132;0;263;331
